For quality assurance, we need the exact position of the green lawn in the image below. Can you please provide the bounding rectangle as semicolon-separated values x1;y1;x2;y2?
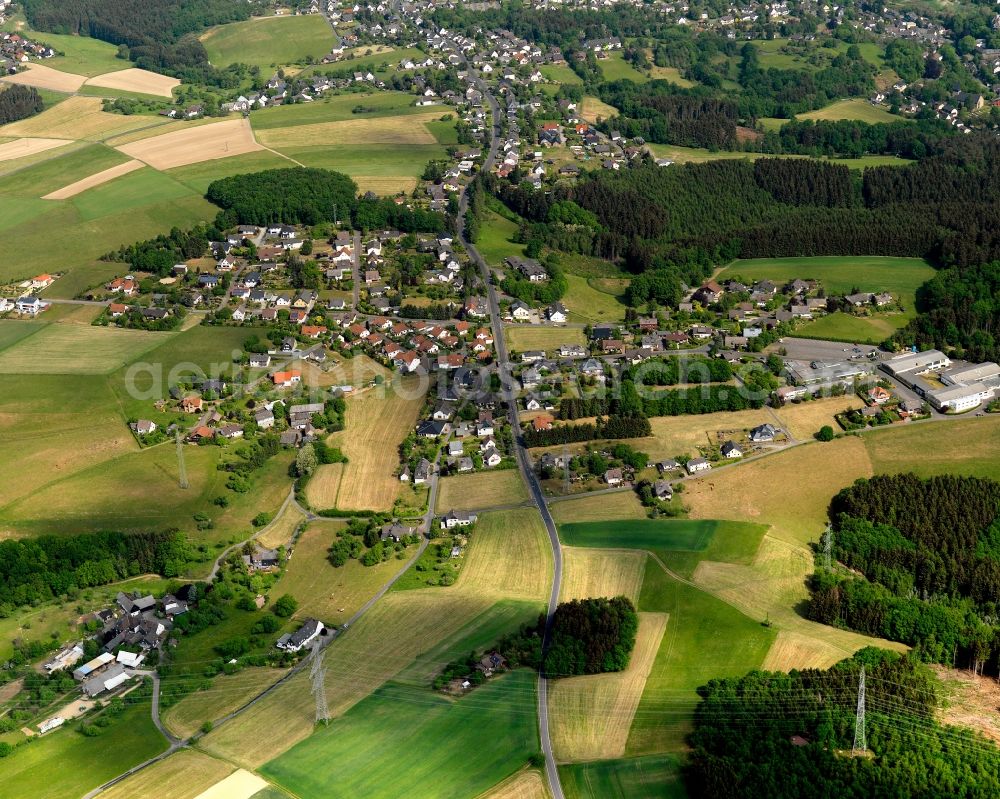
71;166;197;220
250;92;427;130
797;98;903;124
560;754;687;799
720;255;934;308
598;52;648;83
477;210;522;267
626;559;775;754
262;670;540;799
201;14;335;70
0;702;167;799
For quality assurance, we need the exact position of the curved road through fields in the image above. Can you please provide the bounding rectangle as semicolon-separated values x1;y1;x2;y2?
454;51;566;799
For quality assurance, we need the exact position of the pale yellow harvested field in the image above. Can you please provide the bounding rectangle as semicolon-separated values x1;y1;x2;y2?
581;95;619;122
480;770;551;799
560;547;646;605
435;469;529;512
458;509;553;601
201;590;495;768
117;118;263;169
548;612;668;761
0;96;165;141
326;382;425;510
762;630;850;671
253;500;305;549
255;113;442;148
304;461;343;508
0;136;73;162
85;67;180;98
623;408;777;460
103;116;220;147
98;750;234;799
356;175;418;195
1;63;85;92
549;490;647;524
42;158;144;199
775;396;861;440
192;768;267;799
162;667;289;739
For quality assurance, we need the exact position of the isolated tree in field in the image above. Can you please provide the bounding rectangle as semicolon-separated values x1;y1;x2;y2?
816;425;835;441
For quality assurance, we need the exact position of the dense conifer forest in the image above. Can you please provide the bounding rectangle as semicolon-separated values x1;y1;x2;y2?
808;474;1000;671
0;85;44;125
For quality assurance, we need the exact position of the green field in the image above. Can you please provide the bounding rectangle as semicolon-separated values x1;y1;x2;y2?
563;273;627;323
0;142;129;197
0;702;167;799
262;670;540;799
0;320;47;351
0;15;127;76
250;92;428;129
719;255;934;307
201;14;335;70
598;52;648;83
540;64;583;84
0;324;171;375
560;754;687;799
281;143;449;179
626;560;776;754
796;310;912;344
646;144;911;170
864;416;1000;482
477;210;522;267
71;166;197;220
797;98;902;124
166;150;292;193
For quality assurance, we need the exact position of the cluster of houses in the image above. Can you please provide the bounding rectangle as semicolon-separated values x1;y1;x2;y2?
1;274;55;317
0;29;55;74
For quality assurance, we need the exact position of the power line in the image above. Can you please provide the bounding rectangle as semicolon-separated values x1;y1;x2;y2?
853;663;866;755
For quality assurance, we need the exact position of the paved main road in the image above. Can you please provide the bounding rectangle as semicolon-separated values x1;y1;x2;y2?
454;46;566;799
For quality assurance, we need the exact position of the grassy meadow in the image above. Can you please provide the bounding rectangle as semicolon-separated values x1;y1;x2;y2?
560;754;687;799
201;14;335;70
435;469;530;511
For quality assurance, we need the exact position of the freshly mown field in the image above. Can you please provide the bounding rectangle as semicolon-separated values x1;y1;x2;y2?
0;324;170;374
797;98;901;123
201;14;335;70
580;95;620;122
455;509;553;601
0;702;167;799
720;255;934;308
773;395;861;441
481;769;551;799
435;469;529;512
262;670;539;799
559;547;647;605
549;491;648;523
303;462;343;508
162;667;289;740
548;612;668;760
559;754;687;799
505;325;587;353
97;749;235;799
326;383;426;510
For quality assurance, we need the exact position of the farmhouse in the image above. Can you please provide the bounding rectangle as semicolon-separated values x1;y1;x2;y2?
721;441;744;458
749;424;776;442
653;480;673;500
441;509;478;529
276;619;324;652
687;458;712;474
82;664;132;698
44;644;84;674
